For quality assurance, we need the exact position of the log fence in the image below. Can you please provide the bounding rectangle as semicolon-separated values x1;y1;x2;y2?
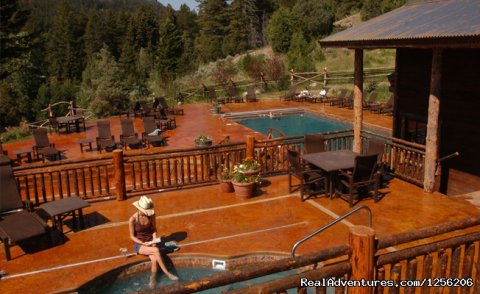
12;130;425;206
147;215;480;294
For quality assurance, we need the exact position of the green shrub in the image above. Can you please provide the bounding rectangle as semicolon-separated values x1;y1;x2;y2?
1;122;31;143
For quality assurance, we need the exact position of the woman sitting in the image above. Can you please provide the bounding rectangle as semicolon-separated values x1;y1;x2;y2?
129;196;178;288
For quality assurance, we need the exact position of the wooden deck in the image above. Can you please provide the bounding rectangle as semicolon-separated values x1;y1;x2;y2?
2;100;478;293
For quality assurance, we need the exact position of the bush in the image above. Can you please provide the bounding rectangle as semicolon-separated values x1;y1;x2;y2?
239;54;265;81
0;122;31;143
210;59;237;86
365;81;379;94
264;55;285;82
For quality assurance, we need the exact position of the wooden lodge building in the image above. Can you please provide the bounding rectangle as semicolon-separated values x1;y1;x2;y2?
319;0;480;195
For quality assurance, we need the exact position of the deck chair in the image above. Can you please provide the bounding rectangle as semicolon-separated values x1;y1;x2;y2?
155;97;184;115
227;85;243;103
0;143;11;166
207;88;226;105
329;90;348;106
96;120;117;152
142;116;165;147
245;86;257;102
363;92;378;109
32;128;61;162
0;164;50;260
341;92;354;108
287;150;327;201
368;138;387;186
156;106;176;129
120;118;143;149
371;95;393;114
138;101;154;117
334;154;380;207
304;134;326;154
282;86;297;101
48;117;70;134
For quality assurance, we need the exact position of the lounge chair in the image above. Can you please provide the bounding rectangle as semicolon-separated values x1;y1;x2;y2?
32;128;61;162
363;92;378;109
340;92;354;108
309;88;329;103
142;116;165;147
245;85;257;102
0;143;11;166
138;100;154;117
207;88;226;105
48;116;70;134
154;97;184;116
304;134;326;154
282;86;298;101
329;89;348;106
156;106;176;129
96;120;117;152
227;85;243;103
287;150;327;201
120;118;143;149
371;95;393;114
0;164;50;260
334;154;380;207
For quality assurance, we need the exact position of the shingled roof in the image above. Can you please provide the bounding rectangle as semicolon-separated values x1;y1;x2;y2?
320;0;480;48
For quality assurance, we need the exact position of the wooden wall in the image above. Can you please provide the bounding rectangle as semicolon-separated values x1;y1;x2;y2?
394;48;480;195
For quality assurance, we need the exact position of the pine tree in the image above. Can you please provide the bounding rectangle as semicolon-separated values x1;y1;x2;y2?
195;0;229;62
157;15;184;80
84;10;103;59
291;0;335;41
287;32;315;72
266;7;294;54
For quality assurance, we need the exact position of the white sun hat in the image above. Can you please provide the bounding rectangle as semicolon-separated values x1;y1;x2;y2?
133;196;155;216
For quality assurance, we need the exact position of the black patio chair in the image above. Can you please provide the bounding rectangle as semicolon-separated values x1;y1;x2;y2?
0;164;51;261
0;143;11;166
48;116;70;134
334;154;380;207
120;118;143;149
32;128;61;162
287;150;327;201
96;120;117;152
282;85;298;101
227;85;243;103
304;133;326;154
142;116;166;147
155;97;184;115
245;85;257;102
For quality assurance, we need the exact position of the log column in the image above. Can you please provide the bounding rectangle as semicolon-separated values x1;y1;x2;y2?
245;135;255;160
349;225;375;294
113;150;126;201
353;49;364;154
424;49;443;192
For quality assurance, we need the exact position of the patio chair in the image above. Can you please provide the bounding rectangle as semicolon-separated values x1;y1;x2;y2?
155;97;184;115
329;89;348;106
245;85;257;102
287;150;327;201
334;154;380;207
0;143;11;166
120;118;143;149
96;120;117;152
304;134;326;154
340;91;354;108
142;116;166;147
227;85;243;103
371;95;393;114
363;92;378;109
32;128;61;162
156;106;176;130
48;116;70;134
207;88;226;105
309;88;329;103
138;100;154;117
0;164;50;261
282;86;298;101
368;138;387;186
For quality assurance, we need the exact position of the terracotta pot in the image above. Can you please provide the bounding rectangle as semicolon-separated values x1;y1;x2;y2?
243;168;261;176
219;180;234;193
232;181;256;199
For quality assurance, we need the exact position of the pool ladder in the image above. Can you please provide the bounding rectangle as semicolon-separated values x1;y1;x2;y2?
291;205;372;257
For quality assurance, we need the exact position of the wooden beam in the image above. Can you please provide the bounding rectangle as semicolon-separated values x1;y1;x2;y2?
245;135;255;160
113;150;126;200
353;49;364;153
424;49;443;192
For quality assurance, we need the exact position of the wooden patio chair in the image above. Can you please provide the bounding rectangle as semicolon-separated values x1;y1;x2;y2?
227;85;243;103
304;133;326;154
48;116;69;134
142;116;166;147
340;91;354;108
282;85;298;101
138;100;154;117
334;154;380;207
155;97;184;115
245;85;257;102
156;106;176;130
368;137;387;186
96;120;117;152
207;88;226;105
0;143;11;166
0;164;51;261
329;89;348;106
32;128;61;162
363;92;378;109
287;150;327;201
120;118;143;149
371;95;393;114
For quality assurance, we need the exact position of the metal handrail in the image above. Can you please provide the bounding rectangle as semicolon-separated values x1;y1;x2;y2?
291;205;372;257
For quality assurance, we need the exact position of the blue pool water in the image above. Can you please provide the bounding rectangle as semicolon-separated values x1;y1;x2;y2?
97;267;300;293
234;113;350;136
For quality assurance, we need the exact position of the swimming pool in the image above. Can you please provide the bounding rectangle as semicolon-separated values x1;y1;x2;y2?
233;113;350;137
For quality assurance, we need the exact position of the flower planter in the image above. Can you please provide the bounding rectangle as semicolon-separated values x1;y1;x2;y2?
195;141;212;148
219;180;234;193
243;168;261;176
232;181;255;199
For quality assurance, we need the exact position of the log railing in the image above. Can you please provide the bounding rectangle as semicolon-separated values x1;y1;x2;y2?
146;215;480;294
12;130;426;205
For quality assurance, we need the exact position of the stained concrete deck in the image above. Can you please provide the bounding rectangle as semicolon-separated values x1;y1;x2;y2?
1;100;478;293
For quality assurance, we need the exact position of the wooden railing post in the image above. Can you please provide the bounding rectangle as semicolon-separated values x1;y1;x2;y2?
353;49;364;154
290;69;294;86
349;225;375;294
245;135;255;160
113;150;126;201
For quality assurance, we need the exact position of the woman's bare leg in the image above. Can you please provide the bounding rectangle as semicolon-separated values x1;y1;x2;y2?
148;255;157;288
140;246;178;280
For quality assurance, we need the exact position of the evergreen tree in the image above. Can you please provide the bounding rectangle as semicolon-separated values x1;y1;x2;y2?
84;10;103;59
47;0;85;80
223;0;261;56
287;32;315;72
133;5;159;51
157;15;184;80
195;0;229;62
362;0;406;21
291;0;335;41
176;4;198;73
79;47;129;117
266;7;294;54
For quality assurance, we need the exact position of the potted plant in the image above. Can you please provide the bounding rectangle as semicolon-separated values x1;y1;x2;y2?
194;134;212;148
211;101;221;114
231;158;261;199
218;167;234;193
